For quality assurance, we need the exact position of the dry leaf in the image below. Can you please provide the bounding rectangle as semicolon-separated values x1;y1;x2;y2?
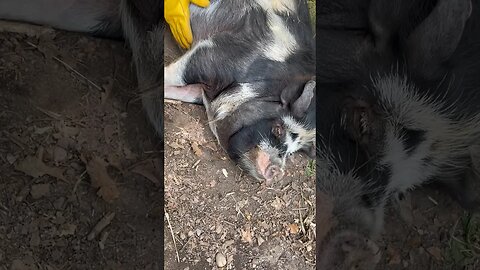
288;223;299;234
270;197;283;210
191;141;203;157
132;159;161;186
30;184;50;199
169;141;184;150
59;223;77;236
241;225;253;244
427;246;443;261
86;157;120;203
15;151;66;181
387;246;402;265
104;124;116;143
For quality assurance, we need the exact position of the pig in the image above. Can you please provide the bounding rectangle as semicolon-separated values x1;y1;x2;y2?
316;0;479;259
164;0;316;181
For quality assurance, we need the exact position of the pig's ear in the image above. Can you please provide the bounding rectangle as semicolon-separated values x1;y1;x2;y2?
280;83;299;108
271;119;285;138
406;0;471;78
342;98;377;146
368;0;400;51
291;80;315;119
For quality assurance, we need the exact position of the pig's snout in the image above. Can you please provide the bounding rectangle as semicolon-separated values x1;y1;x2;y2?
264;164;284;181
256;149;285;182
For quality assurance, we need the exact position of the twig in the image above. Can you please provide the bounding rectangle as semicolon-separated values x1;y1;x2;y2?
72;170;87;194
165;211;180;262
87;212;115;241
25;41;103;92
0;19;55;37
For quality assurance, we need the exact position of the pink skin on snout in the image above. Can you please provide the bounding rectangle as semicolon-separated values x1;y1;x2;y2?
256;150;284;183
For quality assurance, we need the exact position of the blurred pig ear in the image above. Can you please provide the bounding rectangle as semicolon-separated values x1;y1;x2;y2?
271;119;285;138
407;0;471;78
342;98;375;146
291;79;315;119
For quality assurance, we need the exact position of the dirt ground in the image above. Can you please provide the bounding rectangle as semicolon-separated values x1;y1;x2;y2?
0;27;162;269
163;2;317;270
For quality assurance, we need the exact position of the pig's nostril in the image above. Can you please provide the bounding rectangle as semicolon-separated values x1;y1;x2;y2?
264;165;284;180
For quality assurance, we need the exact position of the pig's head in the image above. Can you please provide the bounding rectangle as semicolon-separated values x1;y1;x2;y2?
316;0;472;193
204;78;316;182
281;78;316;159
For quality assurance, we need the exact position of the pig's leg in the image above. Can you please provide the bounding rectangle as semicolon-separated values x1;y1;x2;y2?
0;0;122;38
164;39;214;104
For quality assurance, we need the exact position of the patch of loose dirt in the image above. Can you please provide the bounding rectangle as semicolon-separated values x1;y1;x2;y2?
0;28;162;269
163;102;316;270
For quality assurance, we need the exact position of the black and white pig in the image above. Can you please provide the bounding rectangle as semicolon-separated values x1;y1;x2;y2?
164;0;316;181
0;0;164;136
316;0;480;266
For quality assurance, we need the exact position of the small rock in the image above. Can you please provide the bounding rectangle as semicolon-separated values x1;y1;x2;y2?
224;240;235;248
59;223;76;236
16;185;30;202
30;184;50;199
30;230;40;247
53;197;65;210
306;245;312;252
6;153;17;164
180;232;186;240
216;224;223;234
257;236;265;246
222;169;228;178
53;146;67;163
196;229;202;236
56;137;75;149
215;253;227;268
11;259;28;270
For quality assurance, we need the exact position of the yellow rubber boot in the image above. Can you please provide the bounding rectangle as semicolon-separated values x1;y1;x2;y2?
164;0;210;49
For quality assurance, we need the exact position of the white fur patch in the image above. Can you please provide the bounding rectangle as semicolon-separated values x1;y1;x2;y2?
373;74;480;193
255;0;298;62
381;128;433;194
210;83;258;121
255;0;297;14
262;14;298;62
282;115;315;154
164;39;214;86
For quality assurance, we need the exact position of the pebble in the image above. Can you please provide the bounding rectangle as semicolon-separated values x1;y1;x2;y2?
6;153;17;164
53;197;65;210
215;252;227;268
30;184;50;199
53;146;67;163
196;229;202;236
257;236;265;246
